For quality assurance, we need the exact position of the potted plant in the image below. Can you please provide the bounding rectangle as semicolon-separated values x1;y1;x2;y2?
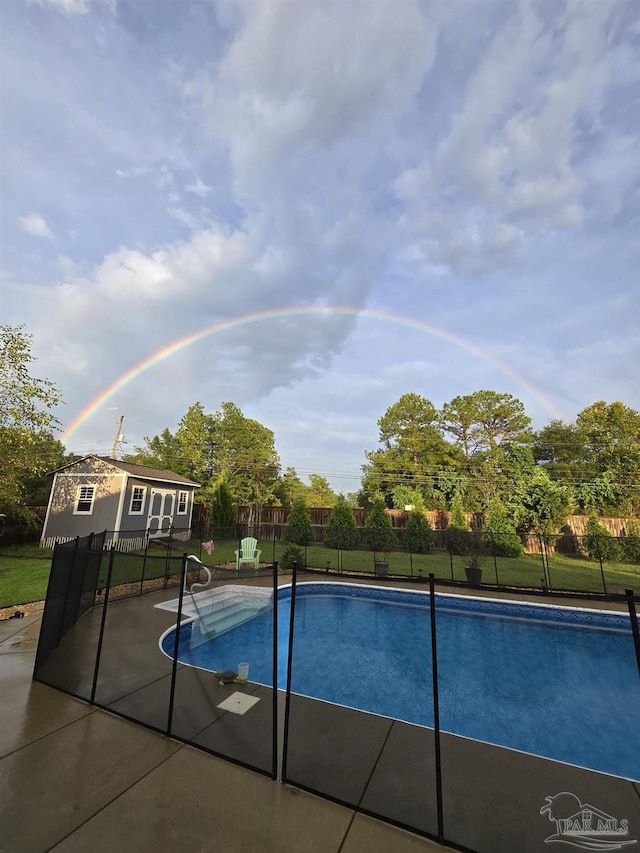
364;500;398;577
461;530;485;584
463;550;483;585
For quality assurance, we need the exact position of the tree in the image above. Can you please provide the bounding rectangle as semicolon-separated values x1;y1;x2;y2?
209;481;236;531
576;401;640;514
0;325;64;518
304;474;337;508
535;403;640;515
126;401;281;507
362;393;459;505
431;467;470;510
0;325;63;432
440;391;532;458
324;495;359;551
125;428;182;472
364;499;397;557
533;419;586;481
273;467;306;506
0;431;70;522
583;516;620;562
284;496;313;546
573;472;619;515
620;519;640;565
213;402;281;505
511;468;573;536
390;484;422;510
175;403;217;483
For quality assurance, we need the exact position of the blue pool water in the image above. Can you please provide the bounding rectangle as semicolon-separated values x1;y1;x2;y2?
161;583;640;780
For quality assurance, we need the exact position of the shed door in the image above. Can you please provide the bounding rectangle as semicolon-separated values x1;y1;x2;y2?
147;490;174;537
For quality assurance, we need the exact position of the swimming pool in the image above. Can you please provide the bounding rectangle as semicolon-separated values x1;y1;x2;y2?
159;582;640;781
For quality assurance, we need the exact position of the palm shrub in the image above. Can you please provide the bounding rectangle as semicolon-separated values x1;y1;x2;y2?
280;543;305;570
324;495;359;550
284;497;313;545
620;518;640;564
446;491;473;556
364;499;398;559
210;481;236;534
584;516;621;562
483;497;523;557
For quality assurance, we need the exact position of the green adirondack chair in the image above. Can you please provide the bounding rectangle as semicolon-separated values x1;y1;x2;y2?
235;537;262;571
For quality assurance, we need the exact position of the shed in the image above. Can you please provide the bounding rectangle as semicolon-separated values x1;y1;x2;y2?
41;456;200;550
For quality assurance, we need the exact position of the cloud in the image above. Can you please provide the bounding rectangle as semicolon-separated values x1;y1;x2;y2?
18;214;54;239
2;0;639;479
190;0;436;198
394;0;630;276
29;0;114;14
185;177;212;198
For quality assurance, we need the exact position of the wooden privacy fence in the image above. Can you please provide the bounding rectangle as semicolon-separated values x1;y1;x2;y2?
219;506;639;555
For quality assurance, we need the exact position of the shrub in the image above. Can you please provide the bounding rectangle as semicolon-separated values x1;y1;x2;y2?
449;491;467;528
280;543;305;570
584;516;621;562
620;519;640;564
284;497;313;546
403;508;436;553
324;495;359;551
364;500;398;555
209;481;236;531
446;492;473;555
483;497;523;558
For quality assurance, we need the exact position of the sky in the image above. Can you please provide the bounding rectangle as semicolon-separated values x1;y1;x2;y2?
1;0;639;493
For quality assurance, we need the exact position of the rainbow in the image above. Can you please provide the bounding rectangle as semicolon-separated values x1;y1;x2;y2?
59;306;565;442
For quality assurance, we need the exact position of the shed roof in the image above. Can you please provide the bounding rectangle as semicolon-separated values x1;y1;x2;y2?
51;455;200;487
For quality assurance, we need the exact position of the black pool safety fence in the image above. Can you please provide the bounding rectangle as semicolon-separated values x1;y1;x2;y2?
33;540;640;853
194;525;640;598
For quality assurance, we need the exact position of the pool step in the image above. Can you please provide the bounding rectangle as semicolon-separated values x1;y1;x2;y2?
189;591;271;648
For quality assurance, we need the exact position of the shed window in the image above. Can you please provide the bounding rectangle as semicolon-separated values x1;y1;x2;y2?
129;486;146;515
177;490;188;514
74;485;95;515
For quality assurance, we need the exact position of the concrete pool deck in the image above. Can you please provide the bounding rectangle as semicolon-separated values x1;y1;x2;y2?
1;576;639;852
0;608;452;853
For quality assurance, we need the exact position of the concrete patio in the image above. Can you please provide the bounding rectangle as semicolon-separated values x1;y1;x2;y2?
2;579;639;853
0;610;450;853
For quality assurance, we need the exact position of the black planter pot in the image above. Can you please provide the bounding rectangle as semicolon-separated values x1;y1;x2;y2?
374;561;389;577
465;566;482;585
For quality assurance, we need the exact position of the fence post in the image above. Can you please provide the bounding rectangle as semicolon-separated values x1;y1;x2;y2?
428;573;444;843
272;561;279;780
595;534;608;595
167;554;188;736
538;533;550;590
490;532;499;585
281;561;298;782
625;590;640;678
90;547;115;704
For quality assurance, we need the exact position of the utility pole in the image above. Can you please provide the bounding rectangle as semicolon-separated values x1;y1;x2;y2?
110;415;125;459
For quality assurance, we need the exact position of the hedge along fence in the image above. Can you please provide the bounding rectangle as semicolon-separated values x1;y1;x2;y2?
228;505;640;557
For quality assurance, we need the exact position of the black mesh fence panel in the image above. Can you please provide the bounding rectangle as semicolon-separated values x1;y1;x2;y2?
281;570;440;838
169;561;278;776
437;591;640;851
33;539;104;699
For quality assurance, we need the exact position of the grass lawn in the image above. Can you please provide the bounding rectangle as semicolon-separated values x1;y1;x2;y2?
0;544;53;608
2;538;639;609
